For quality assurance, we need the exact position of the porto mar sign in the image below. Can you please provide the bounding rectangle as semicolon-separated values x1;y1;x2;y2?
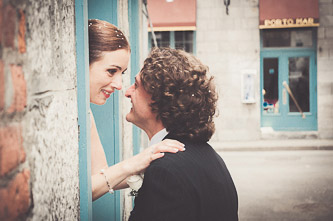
259;17;319;29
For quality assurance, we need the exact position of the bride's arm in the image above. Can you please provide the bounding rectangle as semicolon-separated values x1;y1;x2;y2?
91;113;134;200
91;114;185;201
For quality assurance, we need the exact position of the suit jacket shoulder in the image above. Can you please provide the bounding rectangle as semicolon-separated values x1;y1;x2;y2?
129;135;238;221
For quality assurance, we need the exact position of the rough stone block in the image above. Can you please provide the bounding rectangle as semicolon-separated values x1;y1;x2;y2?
18;9;26;54
325;27;333;38
0;126;26;176
320;15;333;27
3;4;16;48
319;2;333;15
318;27;325;39
7;65;27;113
0;169;31;220
0;60;4;111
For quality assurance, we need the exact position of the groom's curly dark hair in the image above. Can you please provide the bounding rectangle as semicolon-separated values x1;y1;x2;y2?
140;47;218;142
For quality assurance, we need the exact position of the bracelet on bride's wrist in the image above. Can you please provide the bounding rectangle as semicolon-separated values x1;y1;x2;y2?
100;169;114;194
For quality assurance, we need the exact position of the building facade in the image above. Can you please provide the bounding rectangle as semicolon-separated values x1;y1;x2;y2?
148;0;333;145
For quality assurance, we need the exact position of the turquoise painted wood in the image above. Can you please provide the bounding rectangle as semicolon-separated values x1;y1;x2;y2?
75;0;92;220
260;30;317;131
128;0;142;155
88;0;121;220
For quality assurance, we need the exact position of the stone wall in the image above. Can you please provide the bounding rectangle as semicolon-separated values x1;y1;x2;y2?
318;0;333;139
197;0;261;142
0;0;79;220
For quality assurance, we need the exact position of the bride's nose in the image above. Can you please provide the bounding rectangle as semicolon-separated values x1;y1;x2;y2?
111;74;122;90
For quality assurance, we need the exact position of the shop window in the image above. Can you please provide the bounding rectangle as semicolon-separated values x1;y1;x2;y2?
175;31;194;53
263;28;313;48
149;31;195;54
260;27;317;131
153;32;170;48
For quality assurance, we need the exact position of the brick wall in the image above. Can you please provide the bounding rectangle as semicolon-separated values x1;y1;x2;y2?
0;0;79;220
0;1;31;220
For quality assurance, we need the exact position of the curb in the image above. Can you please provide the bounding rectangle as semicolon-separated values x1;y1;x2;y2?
210;139;333;152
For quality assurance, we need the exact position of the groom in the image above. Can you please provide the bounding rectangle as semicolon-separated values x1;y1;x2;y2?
125;48;238;221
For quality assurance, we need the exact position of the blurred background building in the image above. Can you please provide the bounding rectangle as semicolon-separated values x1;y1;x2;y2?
146;0;333;146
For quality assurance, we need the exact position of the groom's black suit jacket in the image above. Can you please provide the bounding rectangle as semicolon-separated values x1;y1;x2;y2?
129;134;238;221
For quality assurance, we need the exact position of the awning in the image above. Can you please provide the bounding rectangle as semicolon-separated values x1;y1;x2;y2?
147;0;196;31
259;0;319;29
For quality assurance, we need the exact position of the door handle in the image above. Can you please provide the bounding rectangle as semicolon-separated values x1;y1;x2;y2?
282;81;306;119
282;88;287;105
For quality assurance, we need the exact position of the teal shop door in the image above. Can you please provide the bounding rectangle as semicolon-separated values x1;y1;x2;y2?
88;0;122;220
260;29;317;131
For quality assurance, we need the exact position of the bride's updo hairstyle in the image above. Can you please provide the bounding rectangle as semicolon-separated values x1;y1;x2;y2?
88;19;130;64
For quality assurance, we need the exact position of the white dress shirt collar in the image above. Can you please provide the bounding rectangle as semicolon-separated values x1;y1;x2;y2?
148;128;168;147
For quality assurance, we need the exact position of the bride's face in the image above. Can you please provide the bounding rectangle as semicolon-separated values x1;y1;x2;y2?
89;49;130;105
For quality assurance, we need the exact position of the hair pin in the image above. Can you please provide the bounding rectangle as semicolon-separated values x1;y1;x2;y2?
119;45;122;48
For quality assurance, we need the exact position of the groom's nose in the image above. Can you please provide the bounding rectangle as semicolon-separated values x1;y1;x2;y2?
125;84;134;98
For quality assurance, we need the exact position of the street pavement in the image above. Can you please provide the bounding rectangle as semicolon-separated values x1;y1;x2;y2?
218;150;333;221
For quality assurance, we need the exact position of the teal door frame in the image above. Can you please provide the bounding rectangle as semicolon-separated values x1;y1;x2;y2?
260;29;318;131
129;0;142;155
75;0;92;220
76;0;142;220
88;0;122;220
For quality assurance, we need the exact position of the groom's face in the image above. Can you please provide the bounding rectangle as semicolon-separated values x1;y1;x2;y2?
125;72;155;129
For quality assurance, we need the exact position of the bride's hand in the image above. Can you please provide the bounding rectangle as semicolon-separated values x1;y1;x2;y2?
127;139;185;174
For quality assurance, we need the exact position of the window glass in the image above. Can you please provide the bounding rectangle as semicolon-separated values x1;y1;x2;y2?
263;29;290;47
151;32;170;48
288;57;310;112
263;58;279;114
149;31;194;53
290;30;312;47
175;31;193;53
263;29;313;48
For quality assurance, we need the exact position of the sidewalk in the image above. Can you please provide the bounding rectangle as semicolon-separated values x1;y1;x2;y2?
210;139;333;151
